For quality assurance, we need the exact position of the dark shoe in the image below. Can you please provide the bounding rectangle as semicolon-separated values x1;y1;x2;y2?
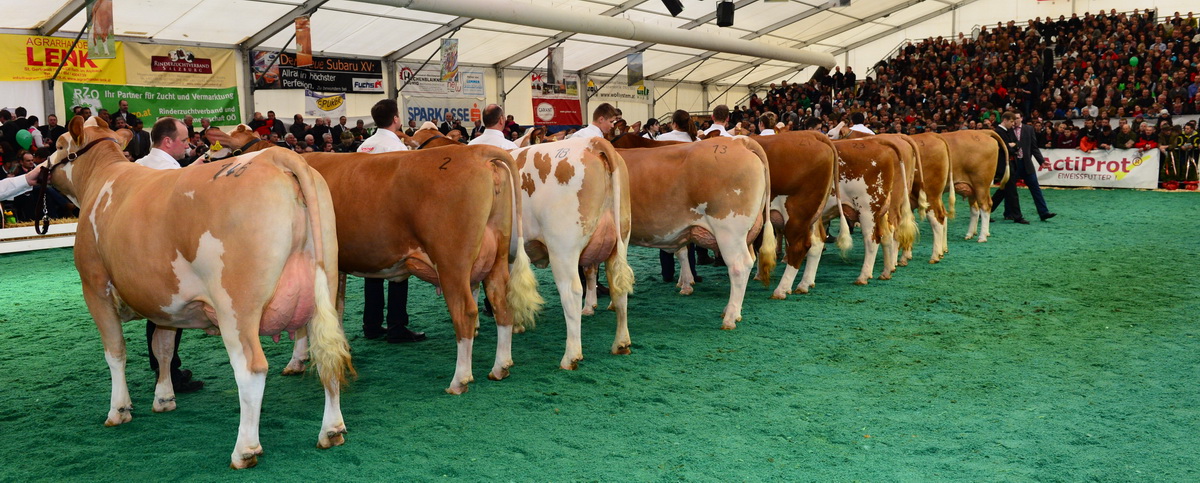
595;284;610;297
1013;218;1030;224
696;253;715;265
662;276;674;283
173;378;204;393
363;326;387;340
1003;214;1017;221
1040;212;1057;221
824;235;836;243
712;256;725;267
387;328;427;343
176;369;193;383
693;274;704;283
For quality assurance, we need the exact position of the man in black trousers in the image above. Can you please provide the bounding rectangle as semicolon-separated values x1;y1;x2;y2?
990;111;1026;224
993;112;1057;223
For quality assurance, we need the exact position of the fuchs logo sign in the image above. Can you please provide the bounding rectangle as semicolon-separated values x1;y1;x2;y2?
151;48;212;74
353;78;383;92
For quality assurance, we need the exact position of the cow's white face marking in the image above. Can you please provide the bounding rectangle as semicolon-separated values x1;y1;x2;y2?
160;231;234;321
89;180;116;242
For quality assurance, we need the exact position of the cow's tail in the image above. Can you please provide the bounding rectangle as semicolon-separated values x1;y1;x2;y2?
489;151;543;331
592;139;635;297
896;137;920;252
985;129;1011;189
943;135;956;219
745;138;776;287
278;150;354;388
819;135;853;256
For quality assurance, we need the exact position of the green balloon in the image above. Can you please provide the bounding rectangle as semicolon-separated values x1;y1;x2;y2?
15;129;32;150
1130;56;1139;67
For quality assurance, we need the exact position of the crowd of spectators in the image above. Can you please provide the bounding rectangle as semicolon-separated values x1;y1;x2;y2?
718;8;1200;182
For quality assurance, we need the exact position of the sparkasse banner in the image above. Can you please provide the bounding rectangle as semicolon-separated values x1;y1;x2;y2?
1037;148;1160;189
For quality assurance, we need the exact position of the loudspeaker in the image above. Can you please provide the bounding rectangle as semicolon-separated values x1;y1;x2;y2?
716;1;734;28
839;0;851;6
662;0;683;17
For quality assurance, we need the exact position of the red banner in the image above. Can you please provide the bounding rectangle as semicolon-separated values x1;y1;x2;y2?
532;98;582;126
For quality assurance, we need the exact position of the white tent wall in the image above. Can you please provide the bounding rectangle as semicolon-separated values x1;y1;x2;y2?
707;84;751;111
501;68;534;125
0;82;46;122
654;82;705;119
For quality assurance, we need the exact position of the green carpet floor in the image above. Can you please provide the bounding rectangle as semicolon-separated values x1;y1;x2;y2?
0;188;1196;481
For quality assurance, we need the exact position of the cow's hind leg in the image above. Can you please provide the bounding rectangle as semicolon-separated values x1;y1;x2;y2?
283;326;308;375
484;258;515;382
549;251;585;370
715;229;755;330
582;265;599;316
443;273;479;394
855;213;881;285
675;247;695;295
218;319;268;469
795;218;828;293
151;325;178;412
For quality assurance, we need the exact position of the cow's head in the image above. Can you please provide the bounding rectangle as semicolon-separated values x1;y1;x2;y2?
203;125;263;161
47;116;132;200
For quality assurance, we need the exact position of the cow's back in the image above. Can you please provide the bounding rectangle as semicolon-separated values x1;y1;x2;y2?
751;131;836;197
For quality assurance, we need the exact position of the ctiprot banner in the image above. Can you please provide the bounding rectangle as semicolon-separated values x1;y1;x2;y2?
397;63;484;97
305;90;346;118
1037;148;1160;189
295;16;313;67
124;43;236;89
62;82;241;126
88;0;116;60
0;34;125;84
252;50;383;93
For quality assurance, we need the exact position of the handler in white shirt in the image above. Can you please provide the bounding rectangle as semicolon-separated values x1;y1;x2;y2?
757;112;778;136
569;103;619;141
358;99;409;154
700;104;733;138
135;117;190;170
654;110;698;143
468;104;518;150
0;165;42;200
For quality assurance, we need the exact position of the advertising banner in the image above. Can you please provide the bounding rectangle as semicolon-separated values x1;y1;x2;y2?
531;70;581;126
305;90;346;118
295;16;313;67
397;63;484;97
88;0;116;59
627;52;643;87
1037;148;1160;189
403;96;483;127
547;46;563;85
440;38;459;82
587;80;653;104
124;43;237;88
0;34;125;84
62;82;241;125
252;50;383;93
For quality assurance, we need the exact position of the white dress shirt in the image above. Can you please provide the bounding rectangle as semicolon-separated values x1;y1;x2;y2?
135;148;181;170
468;128;518;150
569;124;606;140
702;124;731;137
759;129;776;136
849;124;876;135
655;130;697;142
0;174;35;201
357;128;408;154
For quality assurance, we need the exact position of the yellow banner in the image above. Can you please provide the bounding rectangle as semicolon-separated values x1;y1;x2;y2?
122;43;237;88
0;34;125;84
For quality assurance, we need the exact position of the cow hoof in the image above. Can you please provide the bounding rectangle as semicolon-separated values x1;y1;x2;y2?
281;360;307;375
560;361;579;371
977;238;988;243
512;325;526;334
445;384;469;395
898;260;908;267
853;279;869;286
230;447;263;469
606;301;615;311
720;322;737;330
879;273;892;281
317;425;347;449
770;291;787;300
104;406;133;426
488;368;510;381
581;306;595;316
152;397;176;413
611;344;631;355
678;287;694;295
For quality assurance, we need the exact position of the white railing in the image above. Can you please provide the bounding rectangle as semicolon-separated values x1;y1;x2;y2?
0;223;78;254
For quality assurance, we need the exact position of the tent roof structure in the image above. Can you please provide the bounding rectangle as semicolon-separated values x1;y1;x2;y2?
0;0;1168;87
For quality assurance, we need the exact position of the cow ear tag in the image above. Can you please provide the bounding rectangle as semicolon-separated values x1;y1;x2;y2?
210;141;223;152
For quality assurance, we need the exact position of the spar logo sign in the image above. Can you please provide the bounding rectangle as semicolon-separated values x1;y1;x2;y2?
353;77;383;92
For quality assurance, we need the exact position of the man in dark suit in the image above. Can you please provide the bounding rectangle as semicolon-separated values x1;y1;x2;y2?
126;118;152;160
991;111;1026;223
994;112;1057;222
39;114;68;147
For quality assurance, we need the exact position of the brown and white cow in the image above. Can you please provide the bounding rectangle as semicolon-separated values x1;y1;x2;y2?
615;136;776;330
302;147;541;394
748;131;850;299
801;138;917;286
511;137;634;369
910;132;955;263
48;117;352;469
938;130;1009;243
872;133;921;269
